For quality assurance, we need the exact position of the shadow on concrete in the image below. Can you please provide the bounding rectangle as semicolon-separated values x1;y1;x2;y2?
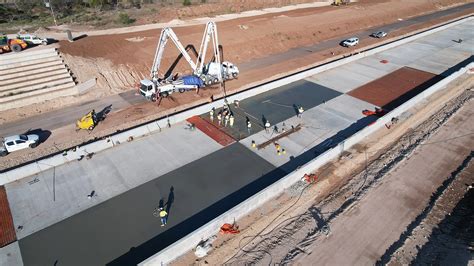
381;75;443;111
24;128;51;145
382;55;473;111
107;166;288;266
279;115;378;174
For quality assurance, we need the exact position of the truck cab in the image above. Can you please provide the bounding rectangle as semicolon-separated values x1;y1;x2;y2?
139;79;156;100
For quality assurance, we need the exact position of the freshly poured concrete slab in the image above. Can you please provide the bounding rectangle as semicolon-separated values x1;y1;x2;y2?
240;94;375;169
208;80;341;140
6;122;222;240
19;143;284;266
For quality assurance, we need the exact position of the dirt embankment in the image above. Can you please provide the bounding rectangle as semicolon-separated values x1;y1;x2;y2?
59;0;470;93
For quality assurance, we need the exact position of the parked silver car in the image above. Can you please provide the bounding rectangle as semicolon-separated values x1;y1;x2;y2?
371;31;388;38
341;37;359;47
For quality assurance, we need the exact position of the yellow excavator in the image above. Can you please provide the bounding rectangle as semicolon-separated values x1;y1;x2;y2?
333;0;350;6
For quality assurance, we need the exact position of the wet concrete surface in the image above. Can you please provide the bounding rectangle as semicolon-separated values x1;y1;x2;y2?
200;80;341;140
18;143;284;266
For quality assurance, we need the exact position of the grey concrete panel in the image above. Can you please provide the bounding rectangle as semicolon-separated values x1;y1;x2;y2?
215;80;341;140
18;143;283;266
0;242;23;266
6;123;222;240
240;94;375;168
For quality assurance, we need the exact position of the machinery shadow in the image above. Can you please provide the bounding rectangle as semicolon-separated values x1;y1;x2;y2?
23;128;51;145
382;55;472;111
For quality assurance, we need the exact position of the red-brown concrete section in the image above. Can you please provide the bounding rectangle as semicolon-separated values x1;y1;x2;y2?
0;186;16;247
187;116;236;146
348;67;442;110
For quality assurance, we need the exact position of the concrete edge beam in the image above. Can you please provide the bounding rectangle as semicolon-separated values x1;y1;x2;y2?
0;64;66;81
0;73;72;92
0;86;78;113
0;69;68;85
0;48;57;65
0;58;63;74
0;81;75;103
0;54;60;70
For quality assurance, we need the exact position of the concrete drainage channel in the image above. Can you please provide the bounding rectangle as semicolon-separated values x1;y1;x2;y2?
142;61;473;265
0;15;471;184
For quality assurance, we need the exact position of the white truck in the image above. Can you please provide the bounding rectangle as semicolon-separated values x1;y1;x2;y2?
16;34;49;46
139;22;239;101
0;134;40;156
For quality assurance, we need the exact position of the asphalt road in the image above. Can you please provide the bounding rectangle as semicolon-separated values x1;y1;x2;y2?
239;2;474;71
1;3;472;138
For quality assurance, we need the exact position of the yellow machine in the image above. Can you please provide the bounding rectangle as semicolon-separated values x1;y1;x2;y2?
76;110;98;131
333;0;350;6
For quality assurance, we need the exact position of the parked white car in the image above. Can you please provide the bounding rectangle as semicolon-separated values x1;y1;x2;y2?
17;34;48;45
0;134;40;156
341;37;359;47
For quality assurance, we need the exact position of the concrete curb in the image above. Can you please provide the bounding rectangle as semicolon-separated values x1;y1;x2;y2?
0;16;471;183
140;60;473;266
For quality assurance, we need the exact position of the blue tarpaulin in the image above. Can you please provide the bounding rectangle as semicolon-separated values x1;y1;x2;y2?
181;75;204;88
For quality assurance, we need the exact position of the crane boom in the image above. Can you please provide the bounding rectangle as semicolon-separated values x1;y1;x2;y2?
196;22;222;81
151;27;197;81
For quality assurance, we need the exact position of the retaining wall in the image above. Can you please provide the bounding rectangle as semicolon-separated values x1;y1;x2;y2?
0;48;78;111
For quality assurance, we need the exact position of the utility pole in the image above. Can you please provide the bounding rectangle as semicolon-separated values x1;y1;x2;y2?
44;0;58;27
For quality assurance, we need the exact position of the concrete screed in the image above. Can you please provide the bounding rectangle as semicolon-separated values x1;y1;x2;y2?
297;98;474;265
1;18;473;265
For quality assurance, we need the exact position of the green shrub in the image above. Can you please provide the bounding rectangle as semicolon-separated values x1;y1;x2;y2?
183;0;192;6
118;12;135;25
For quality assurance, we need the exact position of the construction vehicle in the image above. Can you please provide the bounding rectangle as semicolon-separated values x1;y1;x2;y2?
194;22;239;85
333;0;350;6
17;34;49;46
76;110;99;131
0;34;28;54
139;22;239;101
